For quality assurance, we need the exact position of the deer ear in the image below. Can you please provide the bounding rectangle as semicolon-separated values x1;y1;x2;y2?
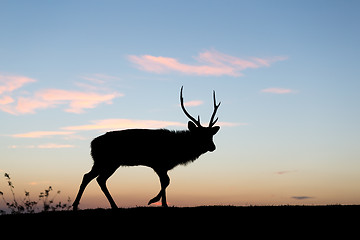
188;121;197;131
211;126;220;135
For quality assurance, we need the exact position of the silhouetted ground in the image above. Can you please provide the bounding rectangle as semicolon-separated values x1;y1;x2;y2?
1;205;358;236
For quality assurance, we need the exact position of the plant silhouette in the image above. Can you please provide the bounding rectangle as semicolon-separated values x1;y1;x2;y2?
0;173;71;214
73;86;221;210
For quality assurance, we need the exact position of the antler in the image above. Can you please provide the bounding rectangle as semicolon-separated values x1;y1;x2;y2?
209;90;221;127
180;86;202;127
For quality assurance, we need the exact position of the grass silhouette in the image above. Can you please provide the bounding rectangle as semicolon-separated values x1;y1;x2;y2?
0;173;71;214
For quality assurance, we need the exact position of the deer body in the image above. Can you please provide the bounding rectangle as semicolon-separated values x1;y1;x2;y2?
91;128;215;170
73;87;220;210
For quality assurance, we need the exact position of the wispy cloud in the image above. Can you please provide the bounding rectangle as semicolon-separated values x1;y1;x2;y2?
291;196;314;200
28;181;51;186
182;100;204;107
261;88;295;94
0;74;36;95
80;73;122;84
217;122;248;127
17;89;122;114
128;49;287;77
275;170;298;175
11;131;75;138
0;74;37;114
9;143;74;149
63;119;186;131
36;143;75;149
0;73;123;115
8;118;242;143
63;118;245;131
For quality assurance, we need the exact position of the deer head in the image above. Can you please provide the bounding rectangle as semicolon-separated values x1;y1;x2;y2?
180;86;221;152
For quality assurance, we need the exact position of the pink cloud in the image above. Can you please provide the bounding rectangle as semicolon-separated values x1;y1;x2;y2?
28;181;51;186
37;143;75;149
33;89;122;113
63;119;186;131
0;73;123;115
252;56;288;67
11;131;75;138
128;55;235;76
261;88;295;94
8;143;75;149
0;74;36;94
63;118;245;132
16;96;54;114
182;100;204;107
4;89;122;114
80;73;122;84
0;96;14;105
128;49;287;76
0;96;16;114
10;118;243;142
0;74;36;114
217;122;248;127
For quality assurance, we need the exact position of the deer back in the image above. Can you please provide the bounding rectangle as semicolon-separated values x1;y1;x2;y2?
90;128;210;170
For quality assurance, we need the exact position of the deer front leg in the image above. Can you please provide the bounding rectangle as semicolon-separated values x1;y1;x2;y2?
73;169;99;211
148;170;170;207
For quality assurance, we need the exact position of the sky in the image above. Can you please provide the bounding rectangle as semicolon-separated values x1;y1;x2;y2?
1;0;360;209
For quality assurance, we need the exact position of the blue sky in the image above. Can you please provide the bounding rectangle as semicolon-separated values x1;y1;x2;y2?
1;0;359;208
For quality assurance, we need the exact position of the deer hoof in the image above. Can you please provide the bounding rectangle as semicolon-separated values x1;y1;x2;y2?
148;196;161;205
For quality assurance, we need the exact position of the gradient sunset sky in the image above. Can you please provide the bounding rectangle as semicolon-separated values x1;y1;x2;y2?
1;0;359;209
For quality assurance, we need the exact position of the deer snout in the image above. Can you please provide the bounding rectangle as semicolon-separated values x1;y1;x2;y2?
208;143;216;152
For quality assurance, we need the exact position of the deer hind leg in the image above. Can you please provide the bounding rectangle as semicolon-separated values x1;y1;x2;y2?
148;170;170;207
73;167;99;211
96;168;118;209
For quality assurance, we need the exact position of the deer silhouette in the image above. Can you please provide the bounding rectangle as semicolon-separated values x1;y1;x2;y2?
72;86;220;210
